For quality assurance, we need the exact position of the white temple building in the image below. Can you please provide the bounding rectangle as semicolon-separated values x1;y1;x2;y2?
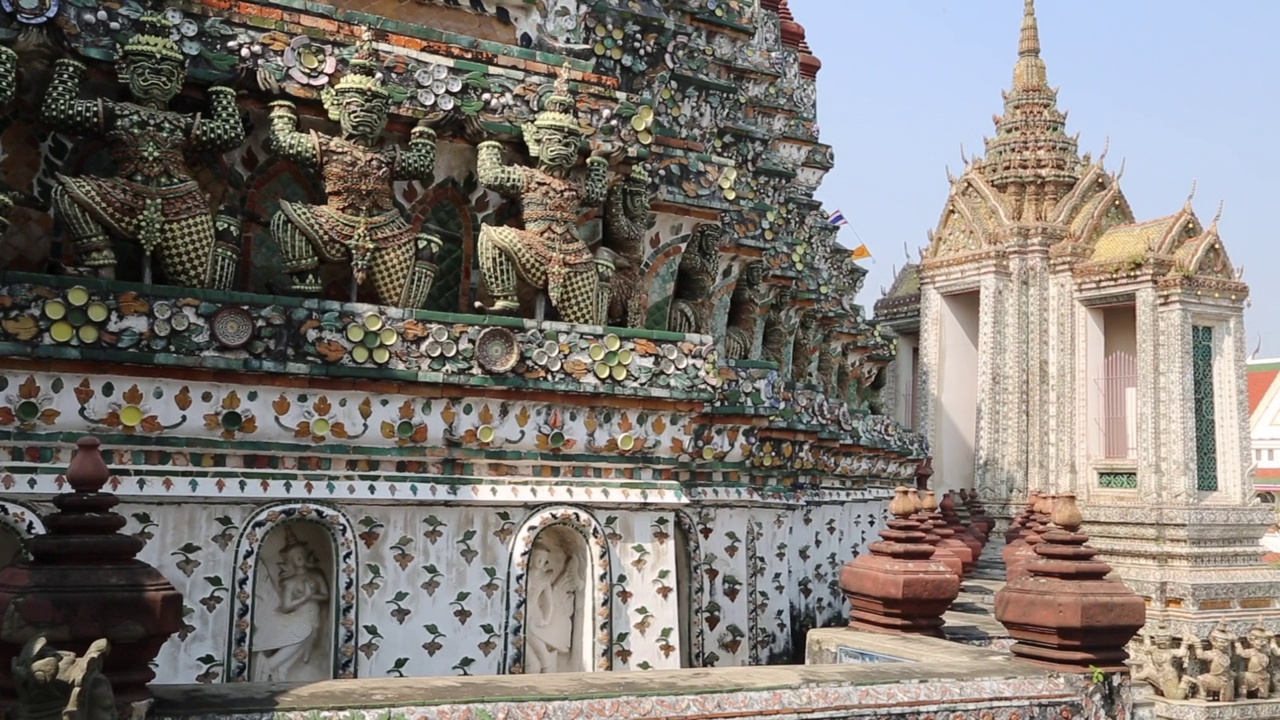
875;0;1276;637
1249;357;1280;504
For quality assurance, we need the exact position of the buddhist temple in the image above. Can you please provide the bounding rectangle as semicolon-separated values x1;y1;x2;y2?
876;0;1277;659
0;1;1272;719
0;0;931;687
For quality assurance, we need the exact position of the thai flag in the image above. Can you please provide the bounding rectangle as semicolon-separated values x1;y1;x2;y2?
828;209;849;227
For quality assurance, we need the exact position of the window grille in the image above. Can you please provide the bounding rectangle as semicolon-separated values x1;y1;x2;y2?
1192;326;1218;492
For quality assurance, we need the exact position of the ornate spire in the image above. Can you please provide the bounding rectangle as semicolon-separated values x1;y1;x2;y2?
975;0;1082;217
1012;0;1046;90
1019;0;1040;57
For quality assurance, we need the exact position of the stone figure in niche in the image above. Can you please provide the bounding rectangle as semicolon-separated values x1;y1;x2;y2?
602;165;654;328
524;528;586;673
790;314;818;384
1184;622;1237;701
761;286;794;366
815;329;841;397
667;223;723;335
12;636;116;720
268;29;441;307
723;262;763;360
847;349;889;414
41;14;244;288
1131;623;1191;700
251;525;330;683
474;66;610;324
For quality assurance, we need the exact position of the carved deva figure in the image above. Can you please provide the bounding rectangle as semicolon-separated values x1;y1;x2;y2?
602;164;653;327
524;532;583;674
474;67;609;324
251;526;330;683
42;14;244;288
1237;624;1273;699
269;30;440;307
1130;623;1192;700
12;636;116;720
1185;622;1237;701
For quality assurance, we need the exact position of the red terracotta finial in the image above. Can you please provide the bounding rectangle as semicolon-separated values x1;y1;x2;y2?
942;492;984;558
839;487;960;636
0;436;183;712
963;489;993;538
888;485;916;518
1006;493;1056;580
910;489;963;579
996;493;1146;671
914;457;934;491
66;436;109;493
1005;490;1040;544
1051;491;1083;531
924;491;974;576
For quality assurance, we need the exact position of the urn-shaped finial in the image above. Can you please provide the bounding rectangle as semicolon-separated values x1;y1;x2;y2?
1050;493;1083;532
995;496;1145;672
0;437;183;714
838;486;960;636
65;437;110;494
888;486;915;518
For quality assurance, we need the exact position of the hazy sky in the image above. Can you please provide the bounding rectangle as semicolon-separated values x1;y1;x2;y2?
804;1;1280;357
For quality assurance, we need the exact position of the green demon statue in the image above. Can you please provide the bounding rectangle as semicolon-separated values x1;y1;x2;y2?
268;29;440;308
42;15;244;287
0;44;17;233
602;164;653;328
474;67;610;324
0;44;14;109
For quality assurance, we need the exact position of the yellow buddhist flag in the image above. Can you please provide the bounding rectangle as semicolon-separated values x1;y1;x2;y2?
850;244;872;261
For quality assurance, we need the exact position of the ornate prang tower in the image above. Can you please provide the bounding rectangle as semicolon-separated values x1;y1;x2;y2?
879;0;1276;639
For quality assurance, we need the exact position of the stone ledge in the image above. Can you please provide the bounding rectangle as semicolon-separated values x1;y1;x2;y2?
153;660;1077;720
1154;698;1280;720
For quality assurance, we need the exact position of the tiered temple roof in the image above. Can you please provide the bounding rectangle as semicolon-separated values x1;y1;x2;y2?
878;0;1245;298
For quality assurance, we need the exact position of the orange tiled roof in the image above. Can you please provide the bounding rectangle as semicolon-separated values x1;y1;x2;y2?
1250;363;1280;416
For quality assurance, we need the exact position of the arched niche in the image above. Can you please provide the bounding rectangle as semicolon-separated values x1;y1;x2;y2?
0;501;45;570
673;511;706;668
505;506;611;674
228;503;357;682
